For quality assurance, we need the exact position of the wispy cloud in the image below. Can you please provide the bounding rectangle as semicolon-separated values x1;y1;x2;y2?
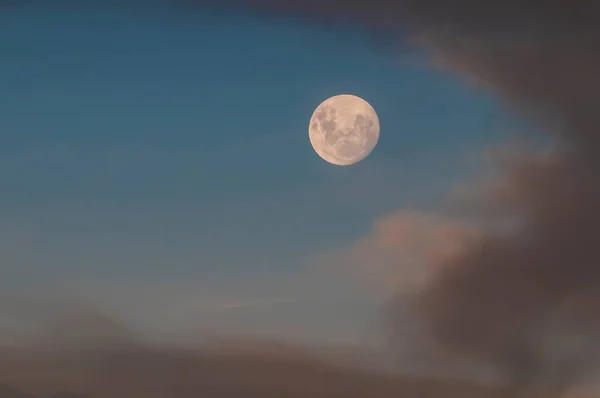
316;209;478;292
218;297;303;310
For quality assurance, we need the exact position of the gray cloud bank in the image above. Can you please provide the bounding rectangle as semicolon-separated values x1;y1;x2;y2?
0;344;500;398
0;297;496;398
178;0;600;395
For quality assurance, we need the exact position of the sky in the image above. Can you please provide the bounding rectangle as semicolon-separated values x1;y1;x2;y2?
0;2;516;346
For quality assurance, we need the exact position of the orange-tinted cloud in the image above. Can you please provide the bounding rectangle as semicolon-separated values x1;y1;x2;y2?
332;210;478;290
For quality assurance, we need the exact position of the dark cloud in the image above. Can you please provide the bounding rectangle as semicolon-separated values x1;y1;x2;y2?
180;0;598;38
178;0;600;394
0;342;503;398
0;304;499;398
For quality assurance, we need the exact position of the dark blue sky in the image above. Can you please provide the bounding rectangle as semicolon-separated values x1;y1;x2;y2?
0;3;514;344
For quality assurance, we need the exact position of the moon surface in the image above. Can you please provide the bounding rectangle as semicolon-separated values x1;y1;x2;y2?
309;94;380;166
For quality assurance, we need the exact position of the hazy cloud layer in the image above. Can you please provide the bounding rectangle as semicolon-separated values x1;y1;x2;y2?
0;344;500;398
189;0;600;394
0;298;499;398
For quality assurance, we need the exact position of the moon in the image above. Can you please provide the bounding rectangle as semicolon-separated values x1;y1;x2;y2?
308;94;380;166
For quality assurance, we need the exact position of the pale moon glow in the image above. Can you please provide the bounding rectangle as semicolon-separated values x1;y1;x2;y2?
308;94;380;166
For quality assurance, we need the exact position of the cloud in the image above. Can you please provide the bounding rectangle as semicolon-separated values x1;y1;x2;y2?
0;298;506;398
193;0;600;393
321;210;478;290
0;347;500;398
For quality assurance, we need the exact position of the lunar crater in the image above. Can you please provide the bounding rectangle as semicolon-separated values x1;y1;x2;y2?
309;94;380;166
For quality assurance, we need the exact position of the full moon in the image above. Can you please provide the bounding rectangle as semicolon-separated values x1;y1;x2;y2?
308;94;380;166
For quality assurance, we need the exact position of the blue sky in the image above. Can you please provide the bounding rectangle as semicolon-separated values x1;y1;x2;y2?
0;3;515;344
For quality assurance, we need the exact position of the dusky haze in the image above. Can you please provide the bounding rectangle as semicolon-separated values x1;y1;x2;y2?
1;1;600;397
